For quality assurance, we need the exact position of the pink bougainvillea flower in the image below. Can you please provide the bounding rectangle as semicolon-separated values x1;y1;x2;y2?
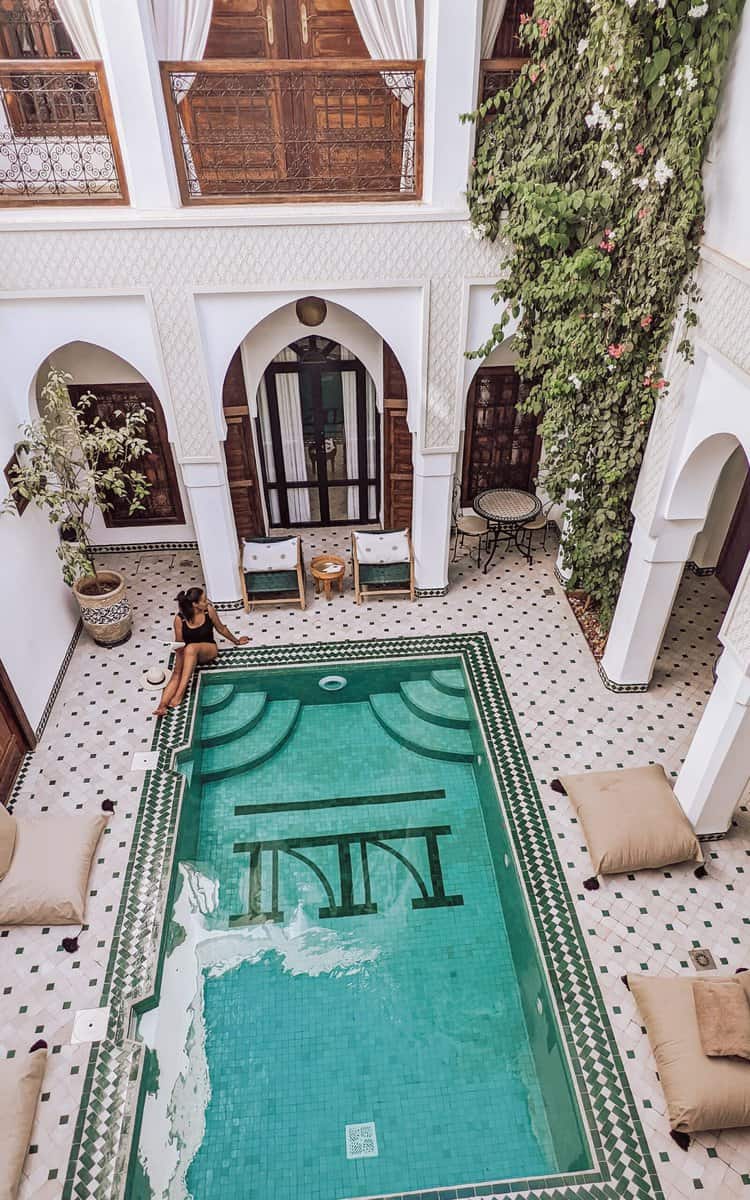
608;343;625;359
638;207;649;220
529;68;539;82
640;314;653;329
635;143;645;155
519;12;530;24
655;378;667;389
537;16;551;37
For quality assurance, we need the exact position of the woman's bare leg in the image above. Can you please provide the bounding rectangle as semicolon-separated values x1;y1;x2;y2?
170;643;217;707
153;651;185;716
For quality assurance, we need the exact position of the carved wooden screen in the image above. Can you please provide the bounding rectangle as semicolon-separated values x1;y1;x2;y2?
69;383;185;527
222;348;266;539
461;367;540;504
383;398;413;529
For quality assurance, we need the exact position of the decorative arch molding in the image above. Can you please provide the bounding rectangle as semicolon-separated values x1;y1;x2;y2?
194;286;423;440
665;433;746;522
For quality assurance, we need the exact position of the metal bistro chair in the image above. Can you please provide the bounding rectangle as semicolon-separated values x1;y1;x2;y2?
451;481;489;567
516;499;556;561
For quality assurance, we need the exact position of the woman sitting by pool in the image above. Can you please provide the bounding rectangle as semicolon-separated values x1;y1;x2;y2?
154;587;249;716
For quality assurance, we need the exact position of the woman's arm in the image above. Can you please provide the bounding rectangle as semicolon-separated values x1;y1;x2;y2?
208;603;249;646
173;614;182;640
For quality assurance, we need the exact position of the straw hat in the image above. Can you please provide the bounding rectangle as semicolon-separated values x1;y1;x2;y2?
143;666;167;688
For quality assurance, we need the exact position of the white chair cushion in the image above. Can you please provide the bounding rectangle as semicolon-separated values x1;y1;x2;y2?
242;537;298;572
354;529;410;565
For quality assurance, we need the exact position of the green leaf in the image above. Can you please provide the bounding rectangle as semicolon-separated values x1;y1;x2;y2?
644;48;671;87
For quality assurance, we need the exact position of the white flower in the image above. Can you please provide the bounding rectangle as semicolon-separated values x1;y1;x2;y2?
654;156;674;186
584;101;611;130
601;159;622;179
658;73;666;87
577;37;589;55
634;174;649;190
626;0;637;7
689;2;708;16
683;64;698;90
568;374;582;391
614;121;624;130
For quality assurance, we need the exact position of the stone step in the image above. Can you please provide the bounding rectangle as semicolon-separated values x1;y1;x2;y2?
200;683;235;714
369;693;474;762
200;691;268;748
200;700;300;782
429;668;467;697
400;679;471;729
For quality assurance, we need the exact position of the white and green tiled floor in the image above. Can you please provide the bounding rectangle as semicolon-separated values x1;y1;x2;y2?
3;530;749;1200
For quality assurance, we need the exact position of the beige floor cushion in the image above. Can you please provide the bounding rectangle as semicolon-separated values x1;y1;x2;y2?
0;805;16;880
629;973;750;1133
0;812;106;925
0;1046;47;1200
556;764;703;880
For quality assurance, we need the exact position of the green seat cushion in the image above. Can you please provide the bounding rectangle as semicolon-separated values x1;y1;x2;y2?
359;563;410;585
244;569;299;594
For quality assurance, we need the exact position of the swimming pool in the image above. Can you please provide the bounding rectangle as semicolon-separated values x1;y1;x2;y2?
65;636;662;1200
125;653;591;1199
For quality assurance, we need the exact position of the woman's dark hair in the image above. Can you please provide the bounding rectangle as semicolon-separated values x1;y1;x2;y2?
176;587;204;621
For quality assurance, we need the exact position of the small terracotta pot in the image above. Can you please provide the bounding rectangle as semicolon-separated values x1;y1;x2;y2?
73;570;132;646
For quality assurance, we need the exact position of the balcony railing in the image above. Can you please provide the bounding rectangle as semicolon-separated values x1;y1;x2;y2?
479;58;528;105
161;59;423;205
0;60;127;203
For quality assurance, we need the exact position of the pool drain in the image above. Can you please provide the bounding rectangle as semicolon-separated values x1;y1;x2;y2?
345;1122;378;1159
319;674;347;692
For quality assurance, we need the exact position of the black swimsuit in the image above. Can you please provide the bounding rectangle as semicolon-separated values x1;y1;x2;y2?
181;613;215;645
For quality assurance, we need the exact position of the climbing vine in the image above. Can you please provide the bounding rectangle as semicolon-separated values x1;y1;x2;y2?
467;0;743;623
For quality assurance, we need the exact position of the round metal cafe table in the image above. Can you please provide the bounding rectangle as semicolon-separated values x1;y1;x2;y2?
472;487;542;573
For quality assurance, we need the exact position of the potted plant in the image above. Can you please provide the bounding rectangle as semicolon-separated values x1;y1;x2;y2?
2;367;151;646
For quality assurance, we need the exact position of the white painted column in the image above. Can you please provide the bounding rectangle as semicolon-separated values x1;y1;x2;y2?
91;0;179;210
675;646;750;836
422;0;482;209
412;452;455;592
600;519;702;688
181;462;241;603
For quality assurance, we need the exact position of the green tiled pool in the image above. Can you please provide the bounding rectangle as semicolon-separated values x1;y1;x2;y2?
125;656;591;1199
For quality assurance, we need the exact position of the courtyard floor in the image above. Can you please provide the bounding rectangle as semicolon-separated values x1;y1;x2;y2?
3;527;749;1200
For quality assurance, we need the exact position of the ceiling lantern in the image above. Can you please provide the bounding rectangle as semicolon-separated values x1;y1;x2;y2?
295;296;327;327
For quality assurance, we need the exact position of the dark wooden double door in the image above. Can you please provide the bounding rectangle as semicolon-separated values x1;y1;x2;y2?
181;0;406;196
69;383;184;528
717;472;750;596
0;663;32;807
461;367;541;504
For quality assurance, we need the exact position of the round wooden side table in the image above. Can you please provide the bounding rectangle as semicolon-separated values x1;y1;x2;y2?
311;553;346;602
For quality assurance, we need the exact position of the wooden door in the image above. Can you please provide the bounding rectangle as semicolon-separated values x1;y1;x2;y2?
69;383;185;527
203;0;281;58
383;398;412;529
717;472;750;596
287;0;405;194
461;368;540;504
223;349;266;539
0;661;33;807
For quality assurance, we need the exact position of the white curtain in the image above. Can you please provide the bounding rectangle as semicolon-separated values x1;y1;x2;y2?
481;0;508;59
274;348;310;524
366;373;378;520
151;0;214;60
55;0;99;58
257;378;281;526
349;0;418;191
340;348;360;519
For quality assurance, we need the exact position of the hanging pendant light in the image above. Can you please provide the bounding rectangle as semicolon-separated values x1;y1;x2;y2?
295;296;327;327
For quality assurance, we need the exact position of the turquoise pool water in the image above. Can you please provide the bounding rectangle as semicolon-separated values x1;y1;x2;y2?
126;658;590;1199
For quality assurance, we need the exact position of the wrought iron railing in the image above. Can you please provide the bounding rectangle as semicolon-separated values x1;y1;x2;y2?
0;60;127;203
479;58;528;105
0;0;75;59
161;59;424;204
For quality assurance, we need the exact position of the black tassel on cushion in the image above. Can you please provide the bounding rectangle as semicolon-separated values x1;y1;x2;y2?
583;876;600;891
29;1039;47;1053
670;1130;691;1151
735;967;749;974
62;936;79;954
550;779;567;795
101;800;115;813
694;864;707;879
621;975;631;991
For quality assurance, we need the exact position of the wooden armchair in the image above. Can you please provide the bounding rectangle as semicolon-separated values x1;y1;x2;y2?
351;529;415;604
239;535;306;611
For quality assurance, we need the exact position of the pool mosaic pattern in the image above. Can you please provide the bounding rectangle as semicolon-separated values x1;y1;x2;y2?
2;533;749;1200
129;662;585;1198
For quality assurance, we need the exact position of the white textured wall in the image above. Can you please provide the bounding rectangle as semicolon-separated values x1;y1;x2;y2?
703;4;750;269
691;444;748;569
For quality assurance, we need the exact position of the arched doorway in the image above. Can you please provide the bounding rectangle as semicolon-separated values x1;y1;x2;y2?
35;341;186;530
461;357;541;503
256;336;380;527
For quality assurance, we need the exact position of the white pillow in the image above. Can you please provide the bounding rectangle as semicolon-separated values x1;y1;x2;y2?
354;529;410;565
242;537;298;572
